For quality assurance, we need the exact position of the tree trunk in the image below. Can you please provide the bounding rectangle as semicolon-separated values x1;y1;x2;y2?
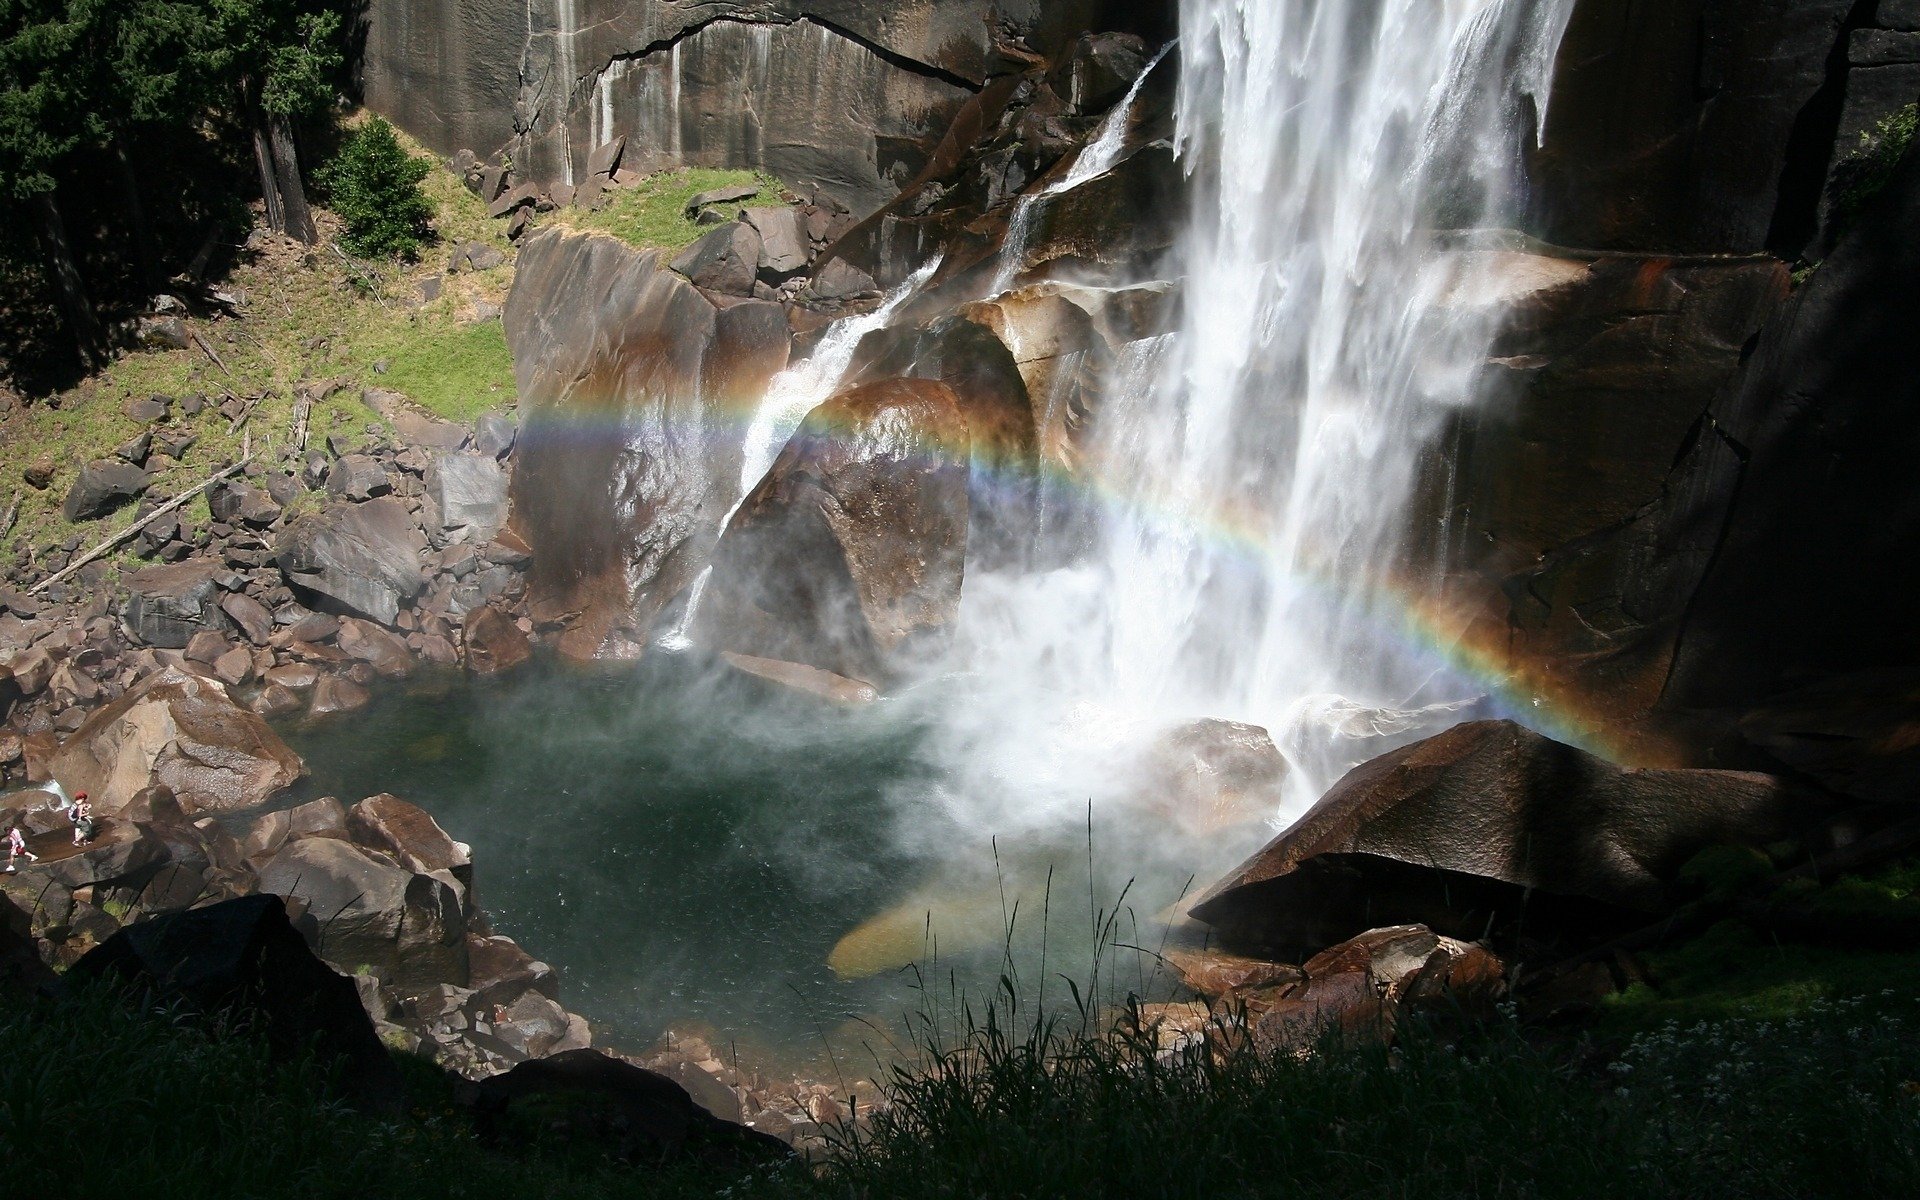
269;114;318;245
31;190;104;366
251;117;286;235
111;139;162;293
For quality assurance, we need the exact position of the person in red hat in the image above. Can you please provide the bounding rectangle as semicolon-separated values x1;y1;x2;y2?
69;792;96;846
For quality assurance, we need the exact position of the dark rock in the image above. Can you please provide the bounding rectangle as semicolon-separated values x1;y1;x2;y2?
335;617;414;678
276;497;428;625
121;559;229;648
465;243;507;272
68;895;403;1111
114;432;152;466
585;135;624;178
462;605;530;675
743;206;809;275
1049;32;1150;115
810;258;878;300
472;1050;789;1167
472;413;517;459
487;181;543;219
670;221;762;296
49;666;304;816
123;394;171;423
133;315;190;351
692;378;970;687
219;592;274;645
1190;721;1819;953
209;480;282;529
326;455;392;501
22;457;55;490
684;184;759;217
257;836;467;992
425;453;509;544
63;460;149;522
151;430;197;461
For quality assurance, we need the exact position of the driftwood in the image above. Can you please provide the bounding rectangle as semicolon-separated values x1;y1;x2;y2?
28;458;250;595
192;329;231;376
0;491;18;540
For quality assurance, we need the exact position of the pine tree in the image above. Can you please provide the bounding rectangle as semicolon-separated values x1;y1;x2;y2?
318;117;434;260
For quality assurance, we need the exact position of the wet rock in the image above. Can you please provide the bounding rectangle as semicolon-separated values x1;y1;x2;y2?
69;894;403;1111
694;379;971;687
336;617;414;678
670;221;762;296
276;497;428;626
63;460;150;522
347;794;471;883
308;676;372;718
120;559;229;648
472;414;517;459
257;836;468;991
1190;721;1818;953
1164;948;1306;1001
48;667;304;816
468;933;558;1004
462;605;531;675
425;453;509;544
1135;719;1288;834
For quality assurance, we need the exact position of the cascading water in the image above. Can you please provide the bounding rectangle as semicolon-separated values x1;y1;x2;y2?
925;0;1578;855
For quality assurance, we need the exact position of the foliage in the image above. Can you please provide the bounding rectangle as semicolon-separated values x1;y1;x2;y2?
1829;103;1920;239
320;117;435;259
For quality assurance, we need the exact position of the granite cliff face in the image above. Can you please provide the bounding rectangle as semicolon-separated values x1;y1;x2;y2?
359;0;1171;218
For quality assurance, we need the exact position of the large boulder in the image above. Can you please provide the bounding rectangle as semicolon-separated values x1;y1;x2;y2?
276;496;428;626
1189;721;1816;954
503;231;790;660
691;378;971;686
425;453;510;544
47;667;305;817
120;559;231;649
256;835;468;992
68;895;403;1111
62;459;149;521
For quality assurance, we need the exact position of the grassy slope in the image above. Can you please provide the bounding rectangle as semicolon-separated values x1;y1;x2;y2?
0;122;767;577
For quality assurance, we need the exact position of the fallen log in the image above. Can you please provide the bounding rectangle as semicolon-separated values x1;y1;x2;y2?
28;458;251;595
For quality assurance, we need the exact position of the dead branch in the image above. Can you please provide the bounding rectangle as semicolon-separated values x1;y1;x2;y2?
29;458;251;595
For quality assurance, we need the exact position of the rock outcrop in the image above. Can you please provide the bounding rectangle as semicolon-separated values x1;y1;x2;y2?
1190;721;1816;953
692;378;971;686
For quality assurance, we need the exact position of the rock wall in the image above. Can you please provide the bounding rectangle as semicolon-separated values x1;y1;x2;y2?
359;1;1172;218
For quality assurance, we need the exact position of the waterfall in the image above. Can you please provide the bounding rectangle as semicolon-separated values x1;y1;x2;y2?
929;0;1578;837
990;44;1174;296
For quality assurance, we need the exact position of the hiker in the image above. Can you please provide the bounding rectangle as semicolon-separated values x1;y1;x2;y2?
5;824;36;873
70;793;96;846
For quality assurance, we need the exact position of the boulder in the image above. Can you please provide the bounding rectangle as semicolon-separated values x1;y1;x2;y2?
684;184;759;218
1134;719;1288;834
1190;721;1817;953
336;617;414;678
462;605;530;675
62;460;149;522
810;258;879;300
276;497;428;625
47;667;304;816
472;1050;789;1167
68;895;402;1111
119;559;229;649
219;592;275;645
308;675;372;718
256;835;468;992
472;414;517;459
346;793;471;884
670;221;761;296
425;453;509;544
692;379;971;687
585;135;624;178
743;206;809;275
122;394;171;422
326;455;392;501
208;480;281;529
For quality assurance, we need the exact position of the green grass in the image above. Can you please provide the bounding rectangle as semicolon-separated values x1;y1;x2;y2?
543;168;786;252
358;318;516;425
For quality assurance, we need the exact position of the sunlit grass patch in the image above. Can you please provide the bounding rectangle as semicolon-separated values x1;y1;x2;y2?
543;168;787;252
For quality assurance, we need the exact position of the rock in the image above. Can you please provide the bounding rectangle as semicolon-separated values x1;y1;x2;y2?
120;559;229;648
472;1050;789;1166
133;316;190;351
219;592;274;645
693;378;971;687
123;394;171;422
743;206;809;275
208;480;281;529
68;895;403;1111
1189;721;1819;953
487;989;571;1059
585;135;624;178
718;652;878;705
211;646;254;686
48;667;304;816
1300;925;1505;1009
684;184;758;218
462;604;530;674
1135;719;1288;834
22;456;55;490
249;683;303;719
262;663;321;691
114;431;152;466
308;676;372;718
346;794;471;883
62;460;149;522
335;617;414;678
472;413;517;459
6;648;53;695
468;934;558;1004
365;389;469;453
670;221;762;296
810;258;878;300
1049;32;1150;115
257;836;467;991
1164;947;1306;1000
504;231;789;659
465;243;506;272
425;453;509;544
487;181;542;219
326;454;392;501
276;497;428;625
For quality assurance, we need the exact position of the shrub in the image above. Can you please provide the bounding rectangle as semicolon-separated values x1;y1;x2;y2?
1828;103;1919;239
320;117;435;260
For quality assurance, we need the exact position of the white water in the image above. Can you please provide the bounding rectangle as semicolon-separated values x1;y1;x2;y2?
990;44;1175;296
923;0;1578;847
660;256;945;648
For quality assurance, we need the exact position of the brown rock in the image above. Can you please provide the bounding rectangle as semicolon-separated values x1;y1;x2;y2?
184;630;231;665
249;683;304;720
336;617;414;679
463;605;530;675
211;646;254;687
262;664;321;692
1164;947;1305;1001
1135;719;1287;835
1190;720;1817;953
346;794;470;882
220;593;275;645
47;667;304;817
308;676;371;718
